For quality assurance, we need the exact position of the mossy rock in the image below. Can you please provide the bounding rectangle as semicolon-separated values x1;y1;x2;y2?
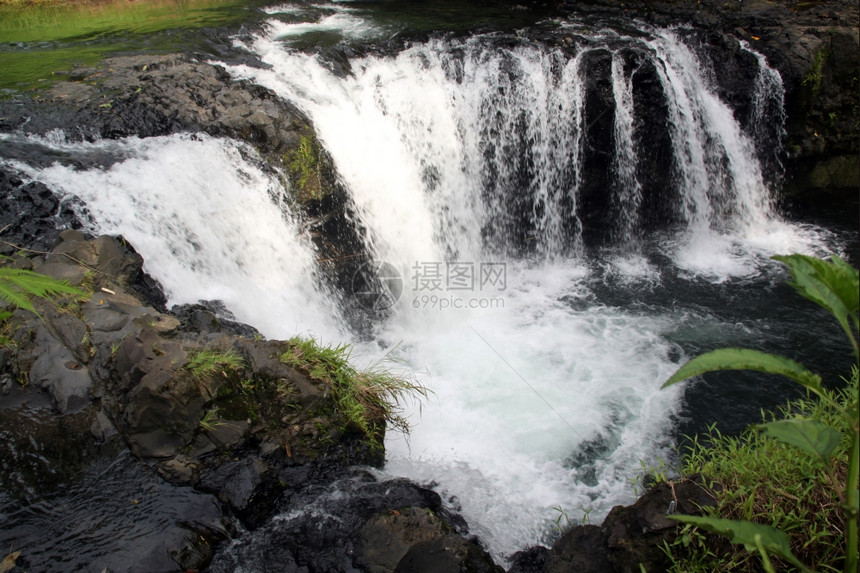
284;132;327;203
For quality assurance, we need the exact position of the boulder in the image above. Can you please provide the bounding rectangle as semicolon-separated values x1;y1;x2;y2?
544;478;718;573
208;474;501;573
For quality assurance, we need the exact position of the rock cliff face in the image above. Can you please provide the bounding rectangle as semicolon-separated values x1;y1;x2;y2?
562;0;859;199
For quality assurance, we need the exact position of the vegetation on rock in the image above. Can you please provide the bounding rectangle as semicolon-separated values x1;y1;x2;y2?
280;336;429;449
663;254;859;573
0;264;86;321
186;348;244;380
285;133;325;202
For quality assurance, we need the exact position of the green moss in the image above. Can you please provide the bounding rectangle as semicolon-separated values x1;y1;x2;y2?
285;133;325;202
0;316;13;348
802;45;829;101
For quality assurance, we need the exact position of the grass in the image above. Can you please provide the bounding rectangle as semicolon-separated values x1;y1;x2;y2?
279;336;429;449
186;348;244;380
198;406;222;432
0;0;250;92
666;369;856;572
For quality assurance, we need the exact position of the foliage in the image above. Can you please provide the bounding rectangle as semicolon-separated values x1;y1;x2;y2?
280;336;428;449
662;254;859;573
186;348;244;380
665;380;854;572
198;406;223;432
802;46;828;99
0;266;87;321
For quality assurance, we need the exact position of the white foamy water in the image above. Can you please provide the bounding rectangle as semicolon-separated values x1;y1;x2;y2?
2;132;347;341
375;261;683;554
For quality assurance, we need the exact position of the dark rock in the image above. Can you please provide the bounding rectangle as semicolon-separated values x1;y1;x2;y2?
359;507;451;573
172;299;260;338
109;328;199;458
544;524;612;573
545;478;717;573
0;169;86;255
157;454;204;485
208;474;499;573
197;456;282;527
394;537;503;573
507;546;550;573
26;316;93;413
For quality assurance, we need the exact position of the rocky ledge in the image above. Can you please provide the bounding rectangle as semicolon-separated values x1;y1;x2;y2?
0;230;504;572
0;230;719;572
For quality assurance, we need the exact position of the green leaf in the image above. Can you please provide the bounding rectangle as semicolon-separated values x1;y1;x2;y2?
662;348;822;392
772;254;859;332
0;268;86;320
669;515;812;572
0;279;36;313
755;419;843;461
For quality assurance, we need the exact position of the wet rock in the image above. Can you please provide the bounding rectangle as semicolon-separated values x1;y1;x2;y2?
0;169;86;256
157;454;204;485
109;328;199;458
544;524;612;573
22;314;93;413
544;478;717;573
172;299;260;338
209;474;499;573
507;546;550;573
197;456;282;527
358;505;503;573
394;536;503;573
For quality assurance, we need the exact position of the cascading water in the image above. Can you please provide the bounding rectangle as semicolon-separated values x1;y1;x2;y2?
0;8;848;566
1;132;347;339
610;50;642;245
218;15;837;560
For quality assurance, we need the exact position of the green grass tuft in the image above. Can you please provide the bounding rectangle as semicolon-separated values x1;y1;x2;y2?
186;348;244;380
280;336;428;449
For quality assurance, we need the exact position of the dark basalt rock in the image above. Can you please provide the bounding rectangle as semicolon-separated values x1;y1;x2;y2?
209;473;501;573
0;168;88;255
172;300;260;338
542;477;718;573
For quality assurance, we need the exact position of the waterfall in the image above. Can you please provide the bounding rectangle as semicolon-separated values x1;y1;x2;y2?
3;13;838;565
610;50;643;245
743;39;787;183
1;132;348;341
228;24;782;263
219;18;807;560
